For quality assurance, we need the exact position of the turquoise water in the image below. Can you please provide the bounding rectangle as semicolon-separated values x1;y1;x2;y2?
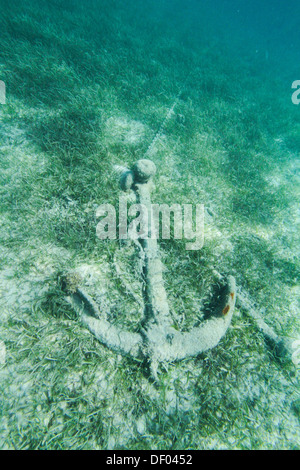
0;0;299;450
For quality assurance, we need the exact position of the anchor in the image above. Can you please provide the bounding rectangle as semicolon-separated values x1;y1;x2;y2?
64;159;236;379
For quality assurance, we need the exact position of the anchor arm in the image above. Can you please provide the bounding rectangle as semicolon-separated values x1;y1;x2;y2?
68;287;143;358
145;275;236;363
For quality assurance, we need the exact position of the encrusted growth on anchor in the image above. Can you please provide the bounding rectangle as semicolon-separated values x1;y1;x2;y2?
64;159;237;379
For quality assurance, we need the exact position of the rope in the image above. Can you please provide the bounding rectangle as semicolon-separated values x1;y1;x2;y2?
143;70;194;159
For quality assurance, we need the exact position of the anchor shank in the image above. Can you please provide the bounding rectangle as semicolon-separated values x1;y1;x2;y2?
135;182;172;328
